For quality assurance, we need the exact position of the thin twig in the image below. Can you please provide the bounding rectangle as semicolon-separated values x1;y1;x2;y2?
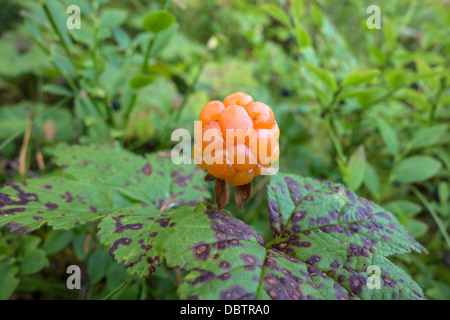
160;262;178;286
19;112;32;176
0;97;70;153
175;269;182;285
159;196;177;211
102;281;128;300
43;3;74;61
35;142;46;172
410;185;450;250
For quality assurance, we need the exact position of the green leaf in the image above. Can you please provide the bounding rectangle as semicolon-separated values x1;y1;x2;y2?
337;88;386;105
368;46;386;65
112;27;131;49
129;75;154;89
98;204;186;278
164;175;425;300
0;260;19;300
106;263;131;294
407;220;428;238
88;250;110;284
393;156;442;183
43;84;73;97
265;174;425;299
150;24;177;57
294;25;311;47
19;248;49;275
415;57;440;90
0;143;209;234
384;200;422;218
426;282;450;300
376;118;399;155
99;8;128;29
342;69;380;87
384;68;409;88
44;230;74;255
410;125;447;149
73;233;92;260
142;11;176;33
262;4;291;28
302;63;337;92
394;88;429;111
166;204;325;300
0;105;28;140
364;164;380;198
345;145;366;191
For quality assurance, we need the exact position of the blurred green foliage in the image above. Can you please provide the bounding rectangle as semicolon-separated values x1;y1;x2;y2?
0;0;448;299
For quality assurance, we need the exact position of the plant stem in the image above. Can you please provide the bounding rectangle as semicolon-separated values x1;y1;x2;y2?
30;19;106;121
102;281;128;300
173;55;207;124
139;279;147;300
325;115;346;164
124;35;156;125
429;77;446;123
141;35;155;74
161;262;178;286
19;112;32;176
410;185;450;250
43;3;74;61
0;97;71;152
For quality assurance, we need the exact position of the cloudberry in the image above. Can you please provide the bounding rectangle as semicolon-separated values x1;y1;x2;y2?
194;92;279;188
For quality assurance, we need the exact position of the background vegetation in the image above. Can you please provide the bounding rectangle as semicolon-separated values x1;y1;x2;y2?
0;0;448;299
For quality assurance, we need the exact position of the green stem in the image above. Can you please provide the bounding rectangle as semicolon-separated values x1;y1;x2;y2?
29;25;105;121
141;35;155;74
102;282;128;300
140;279;147;300
410;185;450;250
429;78;446;123
325;115;346;164
124;92;137;125
173;55;207;124
43;3;74;61
124;35;156;125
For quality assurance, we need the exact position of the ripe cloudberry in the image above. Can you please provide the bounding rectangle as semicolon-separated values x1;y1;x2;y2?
194;92;280;210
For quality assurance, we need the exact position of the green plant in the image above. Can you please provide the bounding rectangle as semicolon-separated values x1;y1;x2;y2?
0;143;426;299
0;0;448;300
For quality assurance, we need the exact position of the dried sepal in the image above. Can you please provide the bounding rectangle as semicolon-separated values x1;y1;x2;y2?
234;183;252;209
204;172;215;182
214;178;229;211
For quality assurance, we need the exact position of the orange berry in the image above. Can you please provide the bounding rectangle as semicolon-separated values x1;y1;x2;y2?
218;105;254;138
225;169;254;186
205;149;236;179
223;92;254;107
272;121;280;140
250;128;278;164
201;121;224;153
196;92;280;186
246;102;275;129
230;143;258;171
199;100;225;126
193;144;207;169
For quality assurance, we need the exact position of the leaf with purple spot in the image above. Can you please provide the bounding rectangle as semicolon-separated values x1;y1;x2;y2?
267;174;426;299
98;204;187;278
0;143;210;234
51;143;209;209
165;204;348;300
